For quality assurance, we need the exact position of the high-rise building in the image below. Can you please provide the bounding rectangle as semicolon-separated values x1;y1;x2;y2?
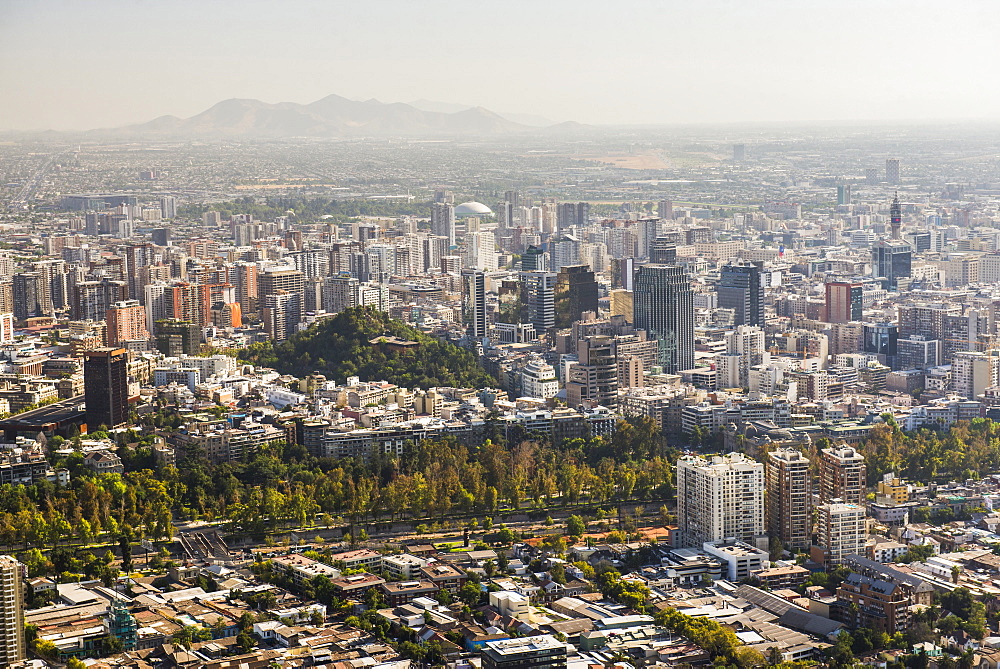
634;265;694;373
431;203;456;248
160;196;177;219
461;269;486;339
886;158;900;185
718;260;764;327
521;245;548;272
73;278;128;321
824;281;863;323
258;268;304;331
819;446;867;505
12;272;44;321
521;271;557;333
837;184;853;206
766;448;812;550
106;300;149;345
565;336;618;409
262;291;300;341
676;453;765;548
611;257;635;291
890;193;902;239
0;555;25;665
154;319;201;356
817;501;866;566
865;167;879;185
554;265;598;328
649;238;677;264
871;241;912;290
722;325;769;388
657;199;673;221
863;322;899;369
84;347;129;429
733;144;746;161
0;313;13;344
952;350;1000;399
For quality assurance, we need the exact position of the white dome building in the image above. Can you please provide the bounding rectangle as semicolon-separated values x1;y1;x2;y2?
454;201;493;217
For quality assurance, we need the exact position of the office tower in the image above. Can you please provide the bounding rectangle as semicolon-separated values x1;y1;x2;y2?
733;144;746;161
897;335;940;370
233;223;259;247
556;202;590;230
819;446;867;505
554;265;598;328
890;193;902;239
482;636;566;669
12;272;44;321
566;336;618;408
521;271;557;333
611;257;635;291
73;278;128;321
718;260;764;327
677;453;765;548
154;319;201;356
634;219;661;259
551;235;580;270
885;158;900;185
816;501;866;566
649;238;677;264
824;281;863;323
106;300;149;345
431;202;456;248
871;241;911;290
434;188;455;204
865;167;879;185
462;269;486;339
634;265;694;373
863;322;899;369
262;291;300;341
521;245;548;272
151;228;170;247
657;199;673;221
503;190;521;209
202;210;222;227
837;184;853;206
85;347;129;429
0;555;25;664
609;290;633;321
952;350;1000;399
33;259;68;313
160;196;177;219
766;448;812;550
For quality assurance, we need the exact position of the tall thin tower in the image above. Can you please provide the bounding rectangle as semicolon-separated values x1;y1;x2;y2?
890;193;902;240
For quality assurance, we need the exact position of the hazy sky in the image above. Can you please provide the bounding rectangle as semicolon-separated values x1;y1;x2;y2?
2;0;999;130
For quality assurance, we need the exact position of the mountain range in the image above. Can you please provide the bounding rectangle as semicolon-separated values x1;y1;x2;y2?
95;94;571;138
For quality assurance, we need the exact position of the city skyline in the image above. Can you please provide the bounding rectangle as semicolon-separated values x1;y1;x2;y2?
3;0;1000;131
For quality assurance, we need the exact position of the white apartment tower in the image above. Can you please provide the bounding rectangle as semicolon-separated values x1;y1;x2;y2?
0;555;25;664
817;501;866;565
676;453;766;550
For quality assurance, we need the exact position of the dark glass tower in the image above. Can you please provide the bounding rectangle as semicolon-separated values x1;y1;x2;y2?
872;240;912;290
633;264;694;373
84;347;129;429
554;265;598;327
718;260;764;326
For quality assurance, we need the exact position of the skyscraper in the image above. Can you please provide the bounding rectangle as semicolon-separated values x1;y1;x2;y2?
633;265;694;373
84;347;129;429
886;158;900;185
461;269;486;339
890;193;902;239
521;271;557;333
12;272;43;321
160;195;177;219
649;238;677;264
718;260;764;327
521;245;548;272
0;555;25;665
819;446;867;505
657;199;673;221
677;453;765;548
766;448;812;550
837;184;852;206
258;268;305;331
863;322;899;369
431;202;456;248
554;265;598;328
565;336;618;409
824;281;863;323
871;241;912;290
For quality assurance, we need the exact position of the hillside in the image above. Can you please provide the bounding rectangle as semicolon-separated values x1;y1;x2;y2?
239;306;496;389
96;94;530;138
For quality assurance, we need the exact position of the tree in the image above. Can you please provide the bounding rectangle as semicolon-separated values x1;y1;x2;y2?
566;514;586;538
459;582;482;606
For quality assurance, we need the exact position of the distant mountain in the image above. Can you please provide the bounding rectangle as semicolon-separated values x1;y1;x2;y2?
407;98;559;127
97;94;532;138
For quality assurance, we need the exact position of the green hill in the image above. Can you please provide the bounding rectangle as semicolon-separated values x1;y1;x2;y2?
239;306;496;389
